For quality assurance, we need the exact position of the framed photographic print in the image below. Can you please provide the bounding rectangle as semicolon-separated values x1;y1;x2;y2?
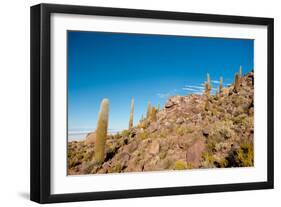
30;3;274;203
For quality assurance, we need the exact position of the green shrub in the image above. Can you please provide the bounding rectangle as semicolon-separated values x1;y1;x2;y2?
138;130;149;140
175;126;194;136
235;142;254;167
108;163;122;173
121;129;130;137
186;162;193;169
201;152;215;168
174;160;187;170
159;129;169;138
208;121;234;143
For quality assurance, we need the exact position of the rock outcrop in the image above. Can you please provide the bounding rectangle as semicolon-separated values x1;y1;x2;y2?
68;71;254;175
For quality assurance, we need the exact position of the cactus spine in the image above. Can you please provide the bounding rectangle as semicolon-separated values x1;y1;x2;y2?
219;76;223;93
128;97;134;129
234;73;240;93
94;99;109;164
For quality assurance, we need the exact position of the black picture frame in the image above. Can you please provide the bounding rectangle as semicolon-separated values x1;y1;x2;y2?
30;3;274;204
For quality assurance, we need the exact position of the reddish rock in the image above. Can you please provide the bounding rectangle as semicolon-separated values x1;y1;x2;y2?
123;141;138;154
165;100;176;108
149;140;160;155
186;139;206;167
68;72;254;174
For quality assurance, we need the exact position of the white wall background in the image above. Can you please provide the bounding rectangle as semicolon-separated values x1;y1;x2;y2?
0;0;279;206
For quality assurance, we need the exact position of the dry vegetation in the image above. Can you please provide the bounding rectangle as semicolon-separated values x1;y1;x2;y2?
68;70;254;175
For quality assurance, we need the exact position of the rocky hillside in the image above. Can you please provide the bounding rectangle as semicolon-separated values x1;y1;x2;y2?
68;71;254;175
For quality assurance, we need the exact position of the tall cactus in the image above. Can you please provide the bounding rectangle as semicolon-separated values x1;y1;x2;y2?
234;73;240;93
128;97;134;129
204;73;212;96
157;103;160;111
204;97;210;111
140;114;144;122
146;101;152;119
215;87;219;97
219;76;223;93
239;65;243;84
239;65;243;77
150;106;157;122
94;98;109;164
207;73;210;83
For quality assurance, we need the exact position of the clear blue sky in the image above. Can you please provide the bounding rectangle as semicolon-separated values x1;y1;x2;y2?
68;31;253;132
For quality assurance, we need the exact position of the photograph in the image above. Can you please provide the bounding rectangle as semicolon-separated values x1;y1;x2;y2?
29;3;274;203
67;31;254;175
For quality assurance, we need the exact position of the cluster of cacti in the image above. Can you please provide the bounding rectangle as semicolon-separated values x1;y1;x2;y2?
203;66;245;108
145;101;158;121
204;73;212;96
128;97;134;129
92;66;245;164
94;98;109;164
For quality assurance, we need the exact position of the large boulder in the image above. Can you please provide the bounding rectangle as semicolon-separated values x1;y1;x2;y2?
149;140;160;155
84;132;96;145
185;138;206;168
